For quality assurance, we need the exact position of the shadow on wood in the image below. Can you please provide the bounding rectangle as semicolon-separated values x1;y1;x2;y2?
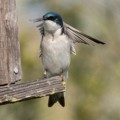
0;76;65;105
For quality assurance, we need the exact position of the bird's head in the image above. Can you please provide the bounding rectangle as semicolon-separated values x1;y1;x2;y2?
34;12;63;34
43;12;63;33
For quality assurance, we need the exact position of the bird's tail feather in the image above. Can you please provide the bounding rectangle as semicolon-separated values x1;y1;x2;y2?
48;92;65;107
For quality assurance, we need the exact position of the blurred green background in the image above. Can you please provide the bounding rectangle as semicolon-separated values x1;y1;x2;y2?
1;0;120;120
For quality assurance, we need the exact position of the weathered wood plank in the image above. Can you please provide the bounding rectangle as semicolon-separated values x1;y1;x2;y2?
0;76;65;105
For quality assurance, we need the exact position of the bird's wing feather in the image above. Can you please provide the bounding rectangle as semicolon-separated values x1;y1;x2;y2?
63;22;105;45
36;22;44;57
36;22;44;36
36;22;105;45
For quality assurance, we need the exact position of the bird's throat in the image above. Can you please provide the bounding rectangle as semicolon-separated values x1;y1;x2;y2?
44;20;61;34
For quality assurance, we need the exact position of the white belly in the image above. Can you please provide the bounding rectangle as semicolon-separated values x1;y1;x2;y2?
41;34;71;75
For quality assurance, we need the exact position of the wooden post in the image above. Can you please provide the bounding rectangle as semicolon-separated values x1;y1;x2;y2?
0;0;22;85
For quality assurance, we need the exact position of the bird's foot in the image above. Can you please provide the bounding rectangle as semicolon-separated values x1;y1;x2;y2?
60;74;66;87
43;71;47;78
62;80;66;87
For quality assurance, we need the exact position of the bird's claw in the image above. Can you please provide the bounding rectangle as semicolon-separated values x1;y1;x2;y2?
43;71;47;78
60;74;66;87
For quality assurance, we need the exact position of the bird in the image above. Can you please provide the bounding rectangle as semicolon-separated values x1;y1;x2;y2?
33;12;105;107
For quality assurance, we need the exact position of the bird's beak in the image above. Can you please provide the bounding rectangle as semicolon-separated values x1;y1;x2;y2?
30;18;43;22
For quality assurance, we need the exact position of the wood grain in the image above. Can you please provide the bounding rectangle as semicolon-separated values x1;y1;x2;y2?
0;0;22;85
0;76;65;105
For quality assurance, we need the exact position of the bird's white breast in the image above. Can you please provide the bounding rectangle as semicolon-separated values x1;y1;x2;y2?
41;30;71;75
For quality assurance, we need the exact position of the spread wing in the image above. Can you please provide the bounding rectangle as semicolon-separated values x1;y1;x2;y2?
36;21;105;45
63;22;105;45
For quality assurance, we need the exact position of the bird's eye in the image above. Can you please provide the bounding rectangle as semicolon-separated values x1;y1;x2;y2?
48;16;55;21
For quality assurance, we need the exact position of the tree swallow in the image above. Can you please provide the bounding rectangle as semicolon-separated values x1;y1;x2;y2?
33;12;105;107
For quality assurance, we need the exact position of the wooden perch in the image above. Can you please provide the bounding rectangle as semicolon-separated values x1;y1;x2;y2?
0;76;65;105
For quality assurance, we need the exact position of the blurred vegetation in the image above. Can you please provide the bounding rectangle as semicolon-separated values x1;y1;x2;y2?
1;0;120;120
